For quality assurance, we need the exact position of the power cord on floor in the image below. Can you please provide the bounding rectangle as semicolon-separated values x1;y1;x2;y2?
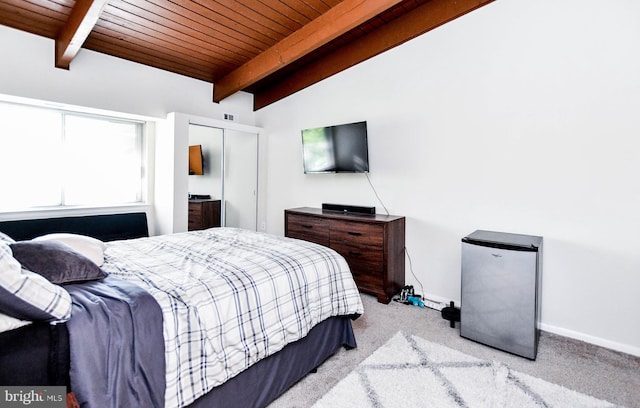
404;246;424;298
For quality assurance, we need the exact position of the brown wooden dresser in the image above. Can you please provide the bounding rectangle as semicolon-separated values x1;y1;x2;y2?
284;207;405;303
188;199;221;231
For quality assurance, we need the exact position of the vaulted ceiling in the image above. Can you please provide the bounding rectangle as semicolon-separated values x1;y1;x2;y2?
0;0;492;110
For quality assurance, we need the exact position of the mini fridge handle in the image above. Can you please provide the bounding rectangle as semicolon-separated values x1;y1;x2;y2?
461;237;539;252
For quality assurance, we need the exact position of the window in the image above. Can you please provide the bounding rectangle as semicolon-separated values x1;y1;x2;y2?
0;101;145;211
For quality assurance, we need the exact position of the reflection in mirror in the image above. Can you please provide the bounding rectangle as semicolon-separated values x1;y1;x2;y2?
188;145;204;175
188;125;223;230
188;124;258;231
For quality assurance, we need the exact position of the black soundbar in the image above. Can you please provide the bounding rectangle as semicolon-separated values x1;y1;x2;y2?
322;203;375;215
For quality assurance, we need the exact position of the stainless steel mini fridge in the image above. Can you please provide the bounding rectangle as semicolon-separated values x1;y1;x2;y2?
461;230;542;359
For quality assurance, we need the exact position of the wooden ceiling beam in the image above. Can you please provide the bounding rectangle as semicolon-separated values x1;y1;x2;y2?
55;0;109;69
212;0;405;103
252;0;495;110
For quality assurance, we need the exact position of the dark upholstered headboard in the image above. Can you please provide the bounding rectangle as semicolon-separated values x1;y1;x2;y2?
0;212;149;242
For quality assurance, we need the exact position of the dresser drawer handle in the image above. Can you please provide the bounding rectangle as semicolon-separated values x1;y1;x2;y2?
348;251;362;257
301;224;313;229
348;231;361;236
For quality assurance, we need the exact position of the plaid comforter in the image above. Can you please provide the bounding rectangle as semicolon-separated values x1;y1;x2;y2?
102;228;364;408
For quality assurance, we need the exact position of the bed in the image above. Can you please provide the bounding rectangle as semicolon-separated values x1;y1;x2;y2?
0;213;364;408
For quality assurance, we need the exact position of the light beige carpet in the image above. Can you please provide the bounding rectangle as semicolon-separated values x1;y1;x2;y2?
313;331;624;408
269;294;639;408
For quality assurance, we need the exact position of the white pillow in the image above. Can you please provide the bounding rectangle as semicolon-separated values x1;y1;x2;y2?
0;243;72;323
0;312;31;333
33;233;106;266
0;231;15;244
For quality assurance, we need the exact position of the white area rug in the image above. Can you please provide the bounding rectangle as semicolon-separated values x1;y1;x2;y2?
313;331;623;408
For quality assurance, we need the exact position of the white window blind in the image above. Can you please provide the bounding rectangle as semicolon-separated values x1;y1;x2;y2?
0;102;144;211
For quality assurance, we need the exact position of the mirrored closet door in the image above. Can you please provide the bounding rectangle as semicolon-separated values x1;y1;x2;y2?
188;124;258;231
223;129;258;230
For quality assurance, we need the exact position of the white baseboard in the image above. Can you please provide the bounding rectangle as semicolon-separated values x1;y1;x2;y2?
539;322;640;357
422;293;640;357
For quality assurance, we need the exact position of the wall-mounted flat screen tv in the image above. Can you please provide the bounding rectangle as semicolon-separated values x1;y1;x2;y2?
301;121;369;173
189;145;204;175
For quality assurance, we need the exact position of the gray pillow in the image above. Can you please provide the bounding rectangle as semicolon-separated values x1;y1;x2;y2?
0;243;72;322
10;240;107;284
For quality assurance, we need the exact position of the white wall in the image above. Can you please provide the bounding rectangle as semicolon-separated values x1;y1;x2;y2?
256;0;640;356
0;25;254;123
0;25;256;235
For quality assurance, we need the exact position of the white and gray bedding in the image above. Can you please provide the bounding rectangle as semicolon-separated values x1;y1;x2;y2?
0;224;364;407
101;227;365;408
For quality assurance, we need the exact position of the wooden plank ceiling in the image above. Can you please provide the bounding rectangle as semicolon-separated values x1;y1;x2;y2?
0;0;493;110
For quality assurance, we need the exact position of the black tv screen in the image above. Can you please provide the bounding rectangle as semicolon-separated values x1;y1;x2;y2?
301;121;369;173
